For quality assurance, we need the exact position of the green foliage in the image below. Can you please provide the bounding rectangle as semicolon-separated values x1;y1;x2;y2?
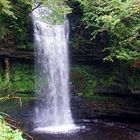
0;116;25;140
127;69;140;90
0;0;71;46
0;0;14;37
0;0;14;16
97;70;117;87
76;0;140;61
71;66;96;98
70;65;121;98
39;0;72;24
10;0;32;46
0;0;32;47
71;64;140;98
0;63;34;95
0;80;13;96
11;64;34;92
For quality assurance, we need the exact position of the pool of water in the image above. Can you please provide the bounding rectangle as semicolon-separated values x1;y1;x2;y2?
0;99;140;140
31;121;140;140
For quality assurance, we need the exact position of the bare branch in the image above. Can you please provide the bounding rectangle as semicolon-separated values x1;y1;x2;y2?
31;2;42;12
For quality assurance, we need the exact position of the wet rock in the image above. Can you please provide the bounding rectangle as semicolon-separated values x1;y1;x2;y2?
70;94;92;121
94;84;131;95
85;95;140;122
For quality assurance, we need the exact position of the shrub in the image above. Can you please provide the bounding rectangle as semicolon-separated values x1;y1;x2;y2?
0;116;25;140
76;0;140;61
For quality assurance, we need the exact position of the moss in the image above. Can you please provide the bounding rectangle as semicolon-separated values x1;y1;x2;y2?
71;65;96;98
127;69;140;90
71;64;140;101
88;95;114;101
0;62;34;95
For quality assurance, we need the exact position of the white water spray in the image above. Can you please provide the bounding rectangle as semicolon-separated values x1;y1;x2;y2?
32;6;78;133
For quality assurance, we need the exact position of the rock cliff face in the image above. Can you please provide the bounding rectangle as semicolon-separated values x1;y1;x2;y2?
67;1;109;63
71;63;140;96
68;13;108;63
0;3;107;63
70;83;140;123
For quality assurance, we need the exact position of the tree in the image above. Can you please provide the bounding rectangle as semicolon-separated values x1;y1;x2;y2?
0;0;33;47
76;0;140;62
0;0;15;37
36;0;72;24
0;0;71;47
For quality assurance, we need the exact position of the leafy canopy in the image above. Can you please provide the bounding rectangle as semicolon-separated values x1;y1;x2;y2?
0;0;14;16
0;0;32;47
77;0;140;61
0;0;14;37
0;0;71;46
39;0;72;24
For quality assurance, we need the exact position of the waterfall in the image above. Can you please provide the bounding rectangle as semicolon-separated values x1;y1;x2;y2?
32;6;78;133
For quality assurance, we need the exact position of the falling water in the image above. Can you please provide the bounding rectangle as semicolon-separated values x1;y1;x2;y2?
32;6;78;133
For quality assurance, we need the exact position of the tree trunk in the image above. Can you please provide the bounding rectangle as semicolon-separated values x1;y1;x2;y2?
2;58;10;81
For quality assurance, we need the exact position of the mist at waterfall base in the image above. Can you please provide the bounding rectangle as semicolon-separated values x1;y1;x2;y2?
32;6;81;134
